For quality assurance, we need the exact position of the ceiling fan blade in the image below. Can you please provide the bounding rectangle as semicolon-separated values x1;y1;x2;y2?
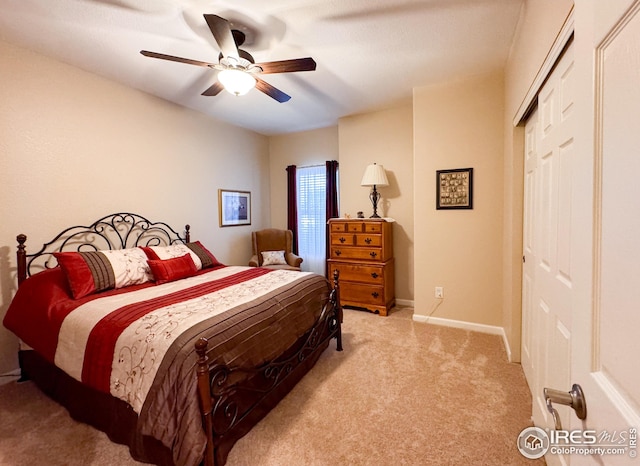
140;50;215;68
255;77;291;103
201;81;224;97
255;57;317;74
204;14;239;60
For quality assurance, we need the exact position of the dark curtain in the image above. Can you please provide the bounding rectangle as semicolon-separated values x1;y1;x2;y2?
325;160;339;219
286;165;298;254
325;160;339;274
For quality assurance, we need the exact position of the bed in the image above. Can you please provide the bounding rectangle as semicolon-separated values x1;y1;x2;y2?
3;212;342;466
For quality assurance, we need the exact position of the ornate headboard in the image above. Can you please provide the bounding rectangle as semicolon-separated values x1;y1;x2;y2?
17;212;190;284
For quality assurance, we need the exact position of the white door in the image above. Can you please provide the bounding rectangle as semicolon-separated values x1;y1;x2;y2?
522;1;640;465
569;0;640;463
522;41;576;466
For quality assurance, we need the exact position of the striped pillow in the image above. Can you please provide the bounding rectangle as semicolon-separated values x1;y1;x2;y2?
141;241;221;270
54;248;152;299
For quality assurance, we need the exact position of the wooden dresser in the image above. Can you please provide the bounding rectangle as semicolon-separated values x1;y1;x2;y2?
327;218;395;316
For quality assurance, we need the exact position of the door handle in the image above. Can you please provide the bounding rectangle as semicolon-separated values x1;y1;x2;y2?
543;384;587;430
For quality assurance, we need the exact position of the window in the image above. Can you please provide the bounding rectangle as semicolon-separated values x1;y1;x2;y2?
296;165;327;275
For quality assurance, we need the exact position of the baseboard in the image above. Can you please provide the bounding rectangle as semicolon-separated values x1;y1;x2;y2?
0;368;21;386
1;368;21;377
412;314;506;337
395;298;414;308
502;333;513;362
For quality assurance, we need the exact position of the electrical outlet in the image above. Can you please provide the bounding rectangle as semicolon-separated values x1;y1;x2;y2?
435;287;444;299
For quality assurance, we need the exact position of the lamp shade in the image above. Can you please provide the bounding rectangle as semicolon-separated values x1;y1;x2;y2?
217;69;257;96
360;163;389;187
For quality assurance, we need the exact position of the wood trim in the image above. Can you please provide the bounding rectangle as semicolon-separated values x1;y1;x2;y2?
512;7;575;126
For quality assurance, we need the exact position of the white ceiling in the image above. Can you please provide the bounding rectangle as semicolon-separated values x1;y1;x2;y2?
0;0;524;135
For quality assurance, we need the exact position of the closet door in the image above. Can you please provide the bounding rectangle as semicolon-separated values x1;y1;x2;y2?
522;40;576;466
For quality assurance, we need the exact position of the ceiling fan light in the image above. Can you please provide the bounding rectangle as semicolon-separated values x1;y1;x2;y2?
218;69;256;96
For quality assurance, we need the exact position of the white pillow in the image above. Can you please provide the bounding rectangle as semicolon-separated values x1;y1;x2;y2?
145;243;204;270
261;250;287;266
99;248;153;287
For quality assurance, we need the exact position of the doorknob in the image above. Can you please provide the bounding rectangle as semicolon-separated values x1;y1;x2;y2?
543;383;587;430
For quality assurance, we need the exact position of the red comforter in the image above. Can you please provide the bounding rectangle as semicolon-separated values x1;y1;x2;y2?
4;265;331;466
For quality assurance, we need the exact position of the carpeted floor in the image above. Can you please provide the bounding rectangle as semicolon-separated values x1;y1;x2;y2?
0;307;543;465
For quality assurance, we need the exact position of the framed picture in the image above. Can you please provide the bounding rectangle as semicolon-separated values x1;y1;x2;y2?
436;168;473;210
218;189;251;227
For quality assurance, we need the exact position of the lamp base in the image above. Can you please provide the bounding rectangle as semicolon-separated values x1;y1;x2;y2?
369;185;382;219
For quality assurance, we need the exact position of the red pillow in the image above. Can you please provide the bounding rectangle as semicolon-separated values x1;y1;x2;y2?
147;253;198;284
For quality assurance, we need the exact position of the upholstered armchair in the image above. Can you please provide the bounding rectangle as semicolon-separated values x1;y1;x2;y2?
248;228;303;271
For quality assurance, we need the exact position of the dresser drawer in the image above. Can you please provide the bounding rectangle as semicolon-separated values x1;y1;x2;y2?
328;262;385;284
354;233;382;247
330;222;349;233
330;246;383;261
330;233;355;246
362;222;382;233
340;283;386;306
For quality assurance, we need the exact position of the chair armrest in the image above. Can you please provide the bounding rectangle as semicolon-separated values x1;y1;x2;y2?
249;255;260;267
286;252;303;267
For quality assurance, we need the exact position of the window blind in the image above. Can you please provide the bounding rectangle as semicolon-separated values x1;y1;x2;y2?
296;165;326;275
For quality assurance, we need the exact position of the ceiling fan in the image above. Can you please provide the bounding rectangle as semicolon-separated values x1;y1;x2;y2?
140;14;316;103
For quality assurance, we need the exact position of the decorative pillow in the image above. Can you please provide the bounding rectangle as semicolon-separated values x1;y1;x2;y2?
147;254;198;285
261;250;287;266
54;248;152;299
141;241;221;271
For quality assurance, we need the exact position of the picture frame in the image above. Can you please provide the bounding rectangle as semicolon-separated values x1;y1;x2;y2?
436;168;473;210
218;189;251;227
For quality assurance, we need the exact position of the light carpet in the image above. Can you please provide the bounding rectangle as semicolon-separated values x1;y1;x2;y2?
0;307;543;465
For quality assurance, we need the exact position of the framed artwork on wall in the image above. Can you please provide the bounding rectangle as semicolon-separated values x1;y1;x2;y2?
436;168;473;210
218;189;251;226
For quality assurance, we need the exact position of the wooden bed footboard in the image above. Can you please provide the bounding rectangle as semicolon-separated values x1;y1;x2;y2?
195;270;342;466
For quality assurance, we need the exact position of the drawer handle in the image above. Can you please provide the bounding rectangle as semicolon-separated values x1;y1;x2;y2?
339;237;346;243
371;272;379;279
335;250;341;256
369;252;377;258
371;292;379;298
364;237;372;244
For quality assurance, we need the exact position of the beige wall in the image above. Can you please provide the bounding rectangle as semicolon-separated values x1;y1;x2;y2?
268;126;339;230
0;0;577;374
0;40;269;373
338;104;414;303
267;1;575;362
502;0;574;361
413;71;505;327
